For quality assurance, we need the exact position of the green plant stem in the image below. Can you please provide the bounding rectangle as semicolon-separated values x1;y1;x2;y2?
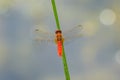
51;0;61;30
62;43;70;80
51;0;70;80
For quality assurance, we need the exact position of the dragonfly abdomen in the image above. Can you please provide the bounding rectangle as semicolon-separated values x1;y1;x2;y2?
57;41;62;57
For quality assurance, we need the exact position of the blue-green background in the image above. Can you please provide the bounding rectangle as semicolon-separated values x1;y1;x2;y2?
0;0;120;80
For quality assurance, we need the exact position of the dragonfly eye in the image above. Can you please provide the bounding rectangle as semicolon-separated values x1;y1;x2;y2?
55;30;62;34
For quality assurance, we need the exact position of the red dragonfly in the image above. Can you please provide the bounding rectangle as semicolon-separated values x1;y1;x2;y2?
54;30;64;56
35;25;83;57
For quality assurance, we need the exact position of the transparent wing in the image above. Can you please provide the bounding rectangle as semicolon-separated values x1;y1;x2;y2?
34;25;83;45
63;25;83;44
34;28;55;44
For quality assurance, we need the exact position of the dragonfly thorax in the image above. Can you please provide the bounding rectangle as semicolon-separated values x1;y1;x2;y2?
55;30;64;43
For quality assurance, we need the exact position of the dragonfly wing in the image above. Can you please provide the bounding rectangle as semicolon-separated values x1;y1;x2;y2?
63;25;83;44
34;28;55;44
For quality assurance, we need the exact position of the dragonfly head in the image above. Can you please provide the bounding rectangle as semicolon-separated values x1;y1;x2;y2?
55;30;62;38
55;30;62;34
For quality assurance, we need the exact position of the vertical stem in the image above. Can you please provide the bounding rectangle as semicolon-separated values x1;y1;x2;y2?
51;0;70;80
62;43;71;80
51;0;61;30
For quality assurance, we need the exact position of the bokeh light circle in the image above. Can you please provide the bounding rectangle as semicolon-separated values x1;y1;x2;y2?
100;9;116;25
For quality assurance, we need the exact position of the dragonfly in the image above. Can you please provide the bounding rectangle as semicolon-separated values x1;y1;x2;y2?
35;25;83;57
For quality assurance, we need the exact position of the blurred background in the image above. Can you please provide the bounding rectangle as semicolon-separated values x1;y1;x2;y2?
0;0;120;80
